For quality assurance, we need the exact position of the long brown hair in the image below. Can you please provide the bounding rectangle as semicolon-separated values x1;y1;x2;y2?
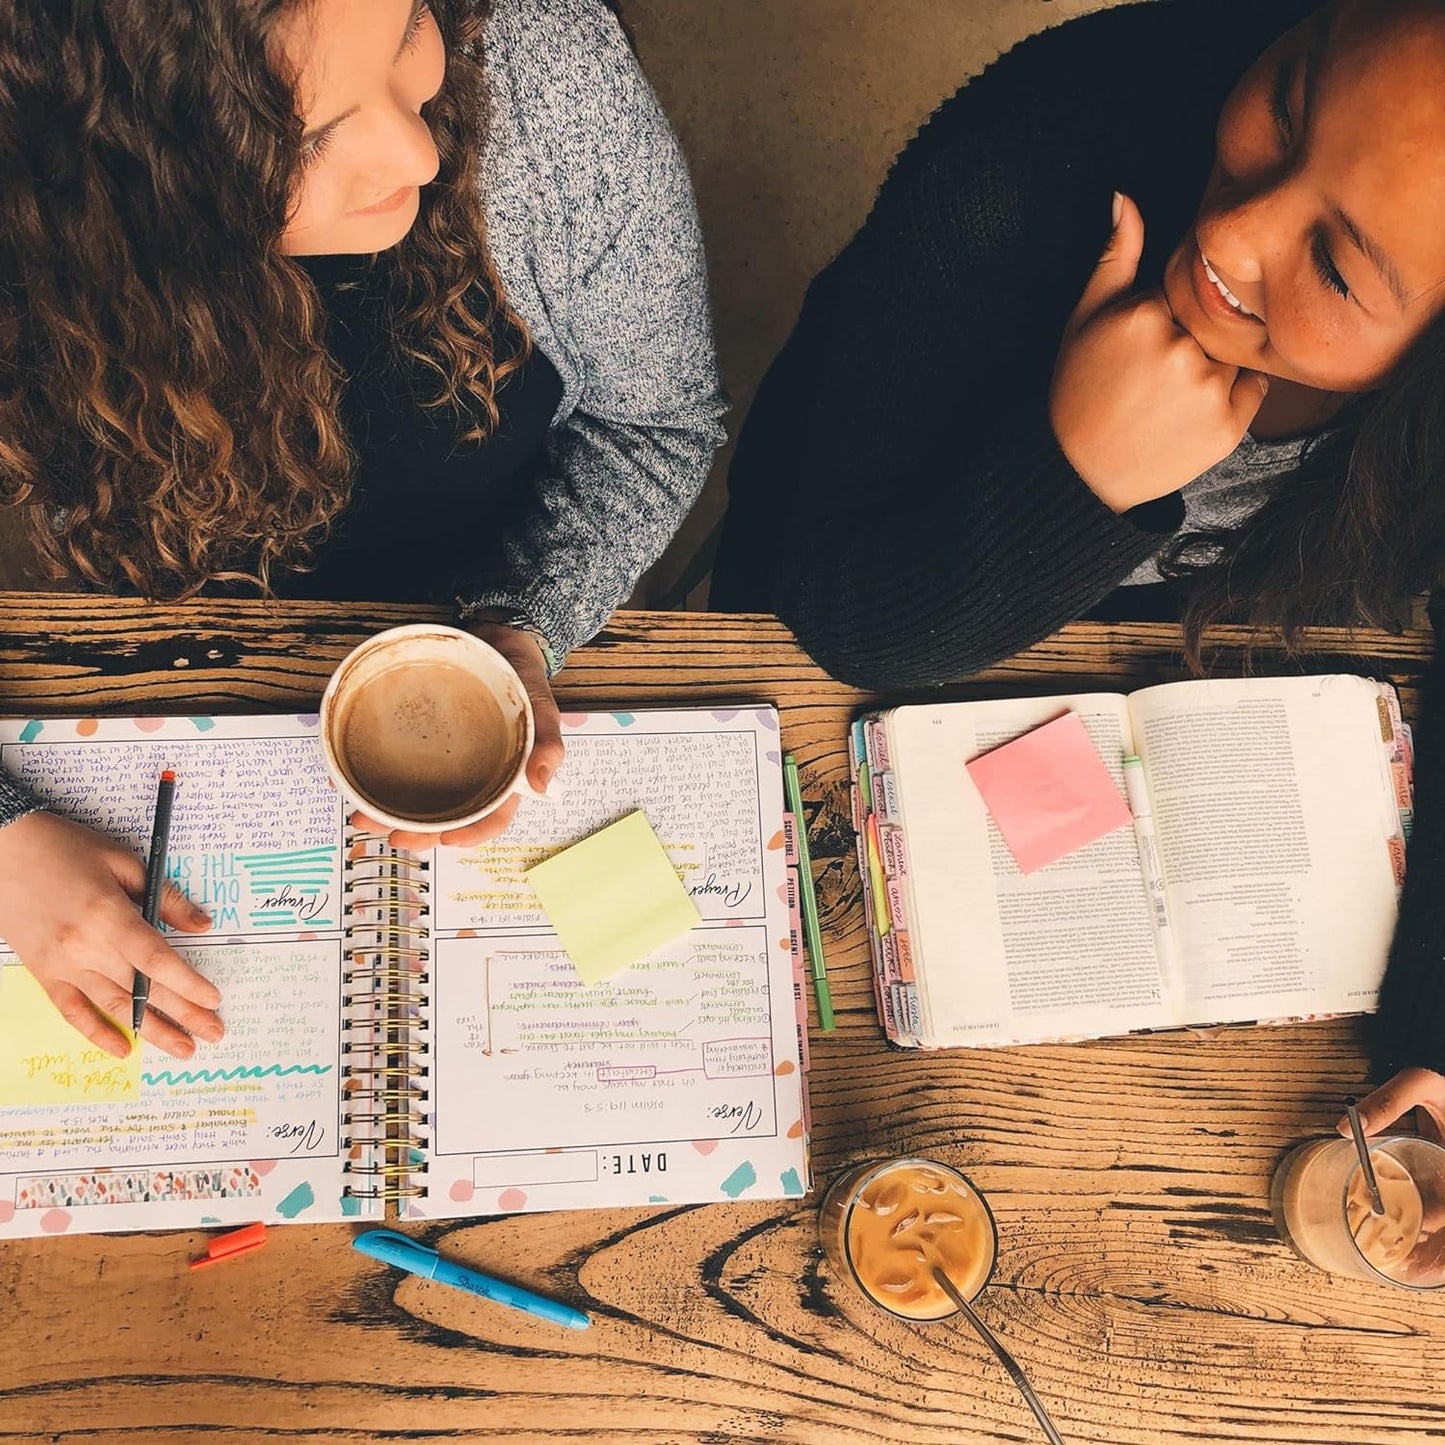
1164;310;1445;662
0;0;524;597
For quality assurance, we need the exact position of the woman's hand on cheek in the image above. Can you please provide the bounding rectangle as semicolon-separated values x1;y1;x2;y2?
1339;1067;1445;1145
349;620;566;853
0;811;223;1059
1049;191;1270;513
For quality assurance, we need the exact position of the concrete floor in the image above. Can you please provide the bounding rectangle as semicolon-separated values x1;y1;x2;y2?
0;0;1133;597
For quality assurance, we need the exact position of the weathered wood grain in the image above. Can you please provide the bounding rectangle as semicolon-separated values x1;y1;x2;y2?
0;595;1440;1444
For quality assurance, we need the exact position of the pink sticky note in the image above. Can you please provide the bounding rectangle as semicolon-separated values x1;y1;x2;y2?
965;712;1132;873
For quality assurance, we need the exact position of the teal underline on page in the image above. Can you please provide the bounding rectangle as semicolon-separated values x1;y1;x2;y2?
249;916;297;927
242;860;339;872
142;1063;334;1086
236;843;338;855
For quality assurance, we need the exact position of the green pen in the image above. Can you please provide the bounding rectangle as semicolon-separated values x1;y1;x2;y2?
782;752;835;1032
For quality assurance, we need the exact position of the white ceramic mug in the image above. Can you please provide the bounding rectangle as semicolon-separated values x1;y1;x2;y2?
319;624;535;833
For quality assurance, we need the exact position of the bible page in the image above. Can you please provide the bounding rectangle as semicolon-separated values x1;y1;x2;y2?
1128;675;1399;1025
887;694;1168;1048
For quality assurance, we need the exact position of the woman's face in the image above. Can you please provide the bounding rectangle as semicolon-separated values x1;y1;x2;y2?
277;0;445;256
1163;0;1445;393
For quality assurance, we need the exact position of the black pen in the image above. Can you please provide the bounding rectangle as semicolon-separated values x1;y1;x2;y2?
132;769;177;1033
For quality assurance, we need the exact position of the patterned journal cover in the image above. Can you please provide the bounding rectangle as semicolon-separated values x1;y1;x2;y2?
0;707;810;1238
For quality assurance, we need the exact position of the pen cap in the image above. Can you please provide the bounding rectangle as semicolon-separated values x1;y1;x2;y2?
351;1228;439;1276
190;1221;267;1270
1121;755;1150;817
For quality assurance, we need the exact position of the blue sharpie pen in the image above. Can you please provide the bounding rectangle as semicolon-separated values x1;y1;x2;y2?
352;1229;590;1331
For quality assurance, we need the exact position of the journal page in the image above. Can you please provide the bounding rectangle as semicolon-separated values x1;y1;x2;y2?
1128;675;1400;1026
0;715;372;1238
887;694;1169;1048
417;707;808;1219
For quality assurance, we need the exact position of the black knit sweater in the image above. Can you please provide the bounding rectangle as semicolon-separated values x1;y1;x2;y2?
715;0;1444;1080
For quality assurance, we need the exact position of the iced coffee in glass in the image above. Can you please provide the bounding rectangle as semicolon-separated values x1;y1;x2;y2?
820;1157;998;1320
1272;1134;1445;1290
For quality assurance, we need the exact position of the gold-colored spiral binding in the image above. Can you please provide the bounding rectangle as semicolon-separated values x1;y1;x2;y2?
345;1111;428;1129
343;967;429;987
348;858;430;879
341;991;428;1010
342;1040;428;1057
344;1063;428;1080
339;831;432;1208
348;1160;426;1178
346;945;431;962
345;921;428;939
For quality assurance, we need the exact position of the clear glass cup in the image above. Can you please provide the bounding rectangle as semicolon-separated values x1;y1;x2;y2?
1271;1134;1445;1290
819;1156;998;1320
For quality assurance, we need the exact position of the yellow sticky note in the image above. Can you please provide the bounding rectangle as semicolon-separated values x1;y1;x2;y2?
0;965;142;1105
526;810;701;985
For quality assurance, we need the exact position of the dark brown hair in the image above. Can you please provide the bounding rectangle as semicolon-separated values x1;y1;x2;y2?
1165;310;1445;664
1167;0;1445;660
0;0;523;596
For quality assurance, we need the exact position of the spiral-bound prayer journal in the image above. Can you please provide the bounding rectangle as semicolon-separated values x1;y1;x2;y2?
0;707;809;1239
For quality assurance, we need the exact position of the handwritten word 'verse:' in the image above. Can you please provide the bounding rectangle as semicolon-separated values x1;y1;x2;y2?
688;874;753;908
257;884;330;921
708;1100;764;1134
268;1119;326;1154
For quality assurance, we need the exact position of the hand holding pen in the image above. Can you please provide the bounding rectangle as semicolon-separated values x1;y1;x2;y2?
0;804;220;1061
132;769;178;1032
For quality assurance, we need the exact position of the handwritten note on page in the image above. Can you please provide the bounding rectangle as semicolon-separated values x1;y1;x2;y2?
965;711;1133;873
0;965;140;1105
0;715;370;1237
526;810;701;984
419;708;808;1221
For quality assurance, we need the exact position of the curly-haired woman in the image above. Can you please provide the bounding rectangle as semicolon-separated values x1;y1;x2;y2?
715;0;1445;1141
0;0;724;1059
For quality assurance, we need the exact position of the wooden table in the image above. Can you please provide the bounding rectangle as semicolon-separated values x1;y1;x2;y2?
0;594;1442;1445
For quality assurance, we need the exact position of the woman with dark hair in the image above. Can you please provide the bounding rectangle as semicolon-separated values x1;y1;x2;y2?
0;0;724;1059
714;0;1445;1137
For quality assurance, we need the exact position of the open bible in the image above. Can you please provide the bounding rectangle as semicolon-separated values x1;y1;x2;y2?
850;675;1413;1049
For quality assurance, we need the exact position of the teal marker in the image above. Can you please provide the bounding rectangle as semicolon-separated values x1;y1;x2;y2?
353;1229;590;1330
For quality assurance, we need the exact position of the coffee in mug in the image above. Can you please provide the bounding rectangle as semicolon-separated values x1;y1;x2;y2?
320;625;534;832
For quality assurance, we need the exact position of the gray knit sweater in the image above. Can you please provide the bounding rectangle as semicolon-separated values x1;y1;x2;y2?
0;0;725;830
1123;431;1309;586
459;0;726;652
